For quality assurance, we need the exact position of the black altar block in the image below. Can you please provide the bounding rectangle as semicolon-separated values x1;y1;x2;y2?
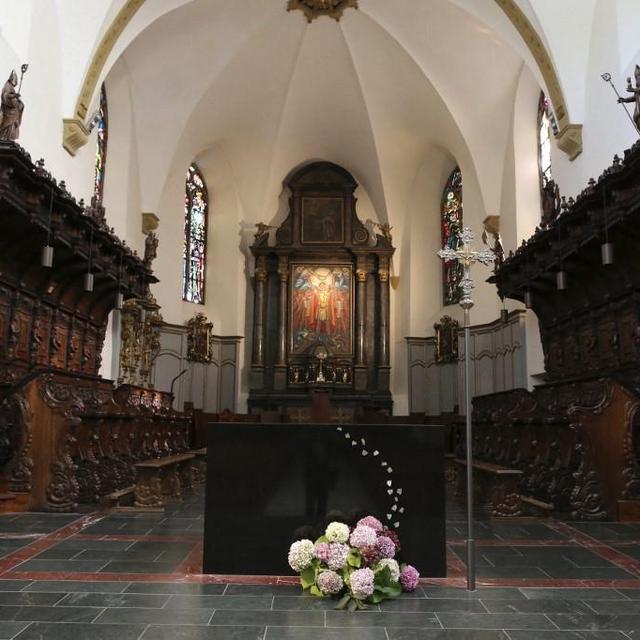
203;423;446;577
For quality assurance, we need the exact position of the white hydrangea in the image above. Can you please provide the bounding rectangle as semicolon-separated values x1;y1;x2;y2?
288;539;315;572
377;558;400;582
325;521;350;543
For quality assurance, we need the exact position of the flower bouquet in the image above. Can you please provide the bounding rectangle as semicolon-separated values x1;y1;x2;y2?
287;515;420;611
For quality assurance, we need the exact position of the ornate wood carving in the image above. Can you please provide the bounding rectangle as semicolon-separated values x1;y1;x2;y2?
287;0;358;22
186;313;214;363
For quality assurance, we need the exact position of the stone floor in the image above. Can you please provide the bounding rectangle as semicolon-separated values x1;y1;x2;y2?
0;494;638;637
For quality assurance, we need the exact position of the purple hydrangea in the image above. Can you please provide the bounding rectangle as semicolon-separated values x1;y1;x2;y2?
376;535;395;559
314;542;330;564
317;570;344;595
327;542;349;570
357;515;383;532
400;564;420;592
349;524;378;549
350;567;375;600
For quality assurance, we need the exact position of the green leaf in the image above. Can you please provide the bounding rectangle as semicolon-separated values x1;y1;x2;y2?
310;585;323;597
314;535;328;544
347;550;362;568
300;566;316;590
374;566;392;587
347;598;357;612
368;591;384;604
335;594;351;610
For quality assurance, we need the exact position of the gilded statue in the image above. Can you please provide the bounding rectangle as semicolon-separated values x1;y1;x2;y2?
618;65;640;133
0;69;24;141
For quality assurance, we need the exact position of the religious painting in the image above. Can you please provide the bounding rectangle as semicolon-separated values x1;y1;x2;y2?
301;197;344;244
290;265;352;355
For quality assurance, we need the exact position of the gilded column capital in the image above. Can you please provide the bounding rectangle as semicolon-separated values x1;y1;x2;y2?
255;256;268;282
356;269;367;283
378;269;389;283
277;256;289;282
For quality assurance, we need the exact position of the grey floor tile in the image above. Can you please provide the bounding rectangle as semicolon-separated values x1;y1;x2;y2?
540;566;636;579
223;585;301;596
325;610;440;628
96;607;214;625
24;581;127;593
585;600;640;614
0;622;30;639
0;592;62;606
13;559;108;572
211;610;324;627
422;587;525;600
521;588;629;600
437;612;556;630
49;538;133;552
507;632;630;639
0;605;102;623
0;582;31;593
549;612;640;630
271;596;342;611
142;625;266;639
57;592;170;608
99;561;179;574
476;567;552;579
165;595;272;610
125;582;226;595
387;632;510;640
379;598;487;613
267;629;387;640
614;589;640;600
14;622;147;639
481;599;593;614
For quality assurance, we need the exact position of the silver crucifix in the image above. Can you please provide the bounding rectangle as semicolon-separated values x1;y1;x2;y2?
437;226;494;592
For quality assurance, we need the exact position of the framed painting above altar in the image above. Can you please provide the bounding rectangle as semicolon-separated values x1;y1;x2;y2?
301;197;344;243
290;264;352;356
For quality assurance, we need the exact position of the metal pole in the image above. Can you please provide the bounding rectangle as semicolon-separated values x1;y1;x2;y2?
464;308;475;591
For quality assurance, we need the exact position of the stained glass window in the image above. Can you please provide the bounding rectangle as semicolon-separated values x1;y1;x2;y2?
538;92;553;189
441;167;463;306
93;84;108;203
182;163;208;304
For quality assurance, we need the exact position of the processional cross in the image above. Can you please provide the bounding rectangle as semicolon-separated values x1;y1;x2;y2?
437;227;494;591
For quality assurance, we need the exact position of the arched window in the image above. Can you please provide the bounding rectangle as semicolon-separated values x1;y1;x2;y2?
538;91;553;190
441;167;463;306
182;163;208;304
93;84;108;203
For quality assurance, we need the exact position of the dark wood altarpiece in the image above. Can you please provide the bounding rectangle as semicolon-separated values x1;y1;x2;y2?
248;162;394;417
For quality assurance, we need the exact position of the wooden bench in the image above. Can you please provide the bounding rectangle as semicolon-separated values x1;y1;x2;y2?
134;453;196;508
101;485;135;509
518;494;554;517
191;448;207;486
454;458;523;517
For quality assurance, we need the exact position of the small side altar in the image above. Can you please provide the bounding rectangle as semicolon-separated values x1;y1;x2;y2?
203;422;446;577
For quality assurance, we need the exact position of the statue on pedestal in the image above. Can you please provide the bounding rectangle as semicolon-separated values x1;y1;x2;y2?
618;65;640;133
0;69;25;141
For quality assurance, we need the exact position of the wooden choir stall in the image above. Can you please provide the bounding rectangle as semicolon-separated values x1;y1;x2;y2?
0;141;202;513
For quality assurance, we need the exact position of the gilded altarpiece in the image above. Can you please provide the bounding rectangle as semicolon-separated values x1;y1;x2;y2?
248;162;394;415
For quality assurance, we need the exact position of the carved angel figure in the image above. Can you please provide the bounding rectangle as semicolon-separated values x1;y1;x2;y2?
618;65;640;132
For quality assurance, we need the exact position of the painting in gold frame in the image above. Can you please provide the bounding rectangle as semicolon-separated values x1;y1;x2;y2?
290;264;352;356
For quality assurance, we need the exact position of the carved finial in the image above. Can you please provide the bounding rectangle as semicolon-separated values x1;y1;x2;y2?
254;222;275;243
287;0;358;22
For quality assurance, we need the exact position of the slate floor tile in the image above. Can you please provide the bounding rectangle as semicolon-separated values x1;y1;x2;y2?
165;595;272;610
99;560;179;574
0;582;31;592
14;559;108;572
141;626;266;640
0;592;63;606
481;599;592;614
267;629;388;640
0;605;102;623
422;587;526;600
223;585;302;597
386;632;510;640
379;598;487;613
125;582;226;595
507;632;630;639
23;581;127;593
96;607;214;625
437;612;556;630
211;611;324;627
14;622;147;640
0;622;30;639
540;566;635;580
549;612;640;630
325;611;440;628
57;592;170;608
521;589;630;600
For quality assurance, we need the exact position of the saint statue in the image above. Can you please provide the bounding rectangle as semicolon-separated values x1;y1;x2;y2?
0;70;24;141
143;231;159;268
618;65;640;133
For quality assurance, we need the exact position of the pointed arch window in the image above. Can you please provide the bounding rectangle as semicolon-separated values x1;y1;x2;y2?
441;167;463;306
182;163;208;304
538;92;553;190
93;84;108;203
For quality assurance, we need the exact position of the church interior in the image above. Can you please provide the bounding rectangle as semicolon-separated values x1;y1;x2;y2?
1;0;640;638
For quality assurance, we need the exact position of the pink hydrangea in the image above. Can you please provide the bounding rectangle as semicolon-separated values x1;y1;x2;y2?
376;535;395;559
400;564;420;592
317;570;344;595
327;543;349;570
314;542;331;564
350;567;375;600
357;515;383;532
349;525;378;549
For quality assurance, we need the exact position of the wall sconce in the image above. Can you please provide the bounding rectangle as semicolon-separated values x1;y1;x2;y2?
601;242;614;265
41;186;54;268
556;270;567;290
524;289;532;309
84;228;94;292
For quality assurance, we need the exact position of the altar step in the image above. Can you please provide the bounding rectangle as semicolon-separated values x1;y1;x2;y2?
0;491;29;513
618;500;640;521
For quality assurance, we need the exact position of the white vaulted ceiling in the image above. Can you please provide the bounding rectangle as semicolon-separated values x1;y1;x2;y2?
111;0;526;225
